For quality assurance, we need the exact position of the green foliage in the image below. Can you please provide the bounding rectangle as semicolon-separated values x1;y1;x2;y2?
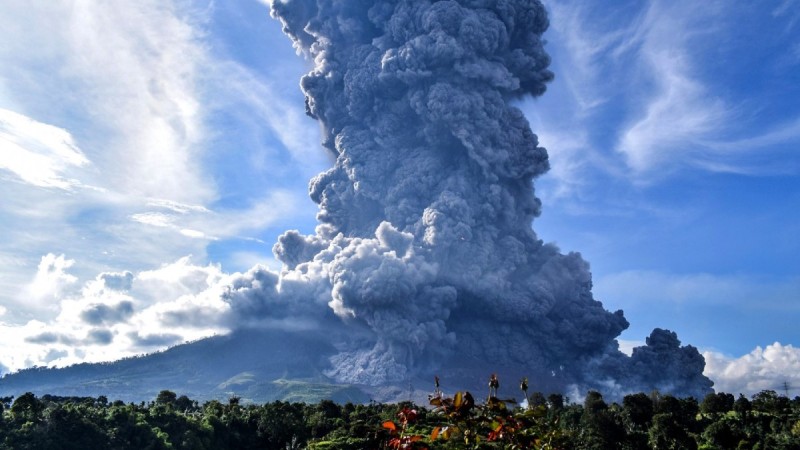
701;392;735;415
0;384;799;449
156;390;178;407
623;392;654;431
580;392;626;449
10;392;43;424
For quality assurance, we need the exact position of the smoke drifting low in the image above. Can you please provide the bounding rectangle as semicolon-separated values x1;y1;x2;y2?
223;0;713;398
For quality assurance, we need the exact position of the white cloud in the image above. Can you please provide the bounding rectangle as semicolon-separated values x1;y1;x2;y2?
704;343;800;396
61;1;213;204
0;0;330;376
134;257;226;305
536;0;800;193
0;1;220;309
227;250;282;272
613;1;728;176
146;198;211;214
772;0;800;32
611;0;800;179
0;0;321;318
534;128;594;201
131;212;175;229
130;189;306;241
697;117;800;175
22;254;78;313
617;339;644;357
617;59;725;174
531;0;733;195
0;108;90;190
0;256;233;373
0;1;214;203
180;229;208;239
524;1;630;197
544;1;637;114
206;60;325;171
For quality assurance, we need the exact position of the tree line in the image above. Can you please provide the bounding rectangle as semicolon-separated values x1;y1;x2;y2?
0;384;798;449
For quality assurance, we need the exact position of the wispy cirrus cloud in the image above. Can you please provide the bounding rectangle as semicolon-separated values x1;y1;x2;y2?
536;0;800;192
200;58;326;177
610;0;800;178
0;0;320;318
62;1;213;203
0;0;219;314
772;0;800;31
544;1;639;115
130;189;306;242
0;109;90;190
0;0;214;202
562;0;730;178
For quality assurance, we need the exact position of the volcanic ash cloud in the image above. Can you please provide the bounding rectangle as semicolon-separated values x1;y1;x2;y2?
222;0;713;398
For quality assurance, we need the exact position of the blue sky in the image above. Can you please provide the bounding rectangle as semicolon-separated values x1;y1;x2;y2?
0;0;798;395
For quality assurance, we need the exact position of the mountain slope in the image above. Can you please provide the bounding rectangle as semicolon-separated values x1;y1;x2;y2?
0;329;370;404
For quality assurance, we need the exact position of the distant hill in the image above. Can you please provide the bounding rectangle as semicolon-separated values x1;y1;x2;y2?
0;329;370;404
0;327;575;405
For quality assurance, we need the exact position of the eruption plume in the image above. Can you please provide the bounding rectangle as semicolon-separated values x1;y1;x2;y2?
223;0;713;398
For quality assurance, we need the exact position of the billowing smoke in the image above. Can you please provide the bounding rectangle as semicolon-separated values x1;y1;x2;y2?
222;0;712;398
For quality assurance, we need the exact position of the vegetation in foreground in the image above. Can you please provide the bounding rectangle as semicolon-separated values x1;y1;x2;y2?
0;377;799;449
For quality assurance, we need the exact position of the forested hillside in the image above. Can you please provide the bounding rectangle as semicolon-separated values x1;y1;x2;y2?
0;329;369;405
